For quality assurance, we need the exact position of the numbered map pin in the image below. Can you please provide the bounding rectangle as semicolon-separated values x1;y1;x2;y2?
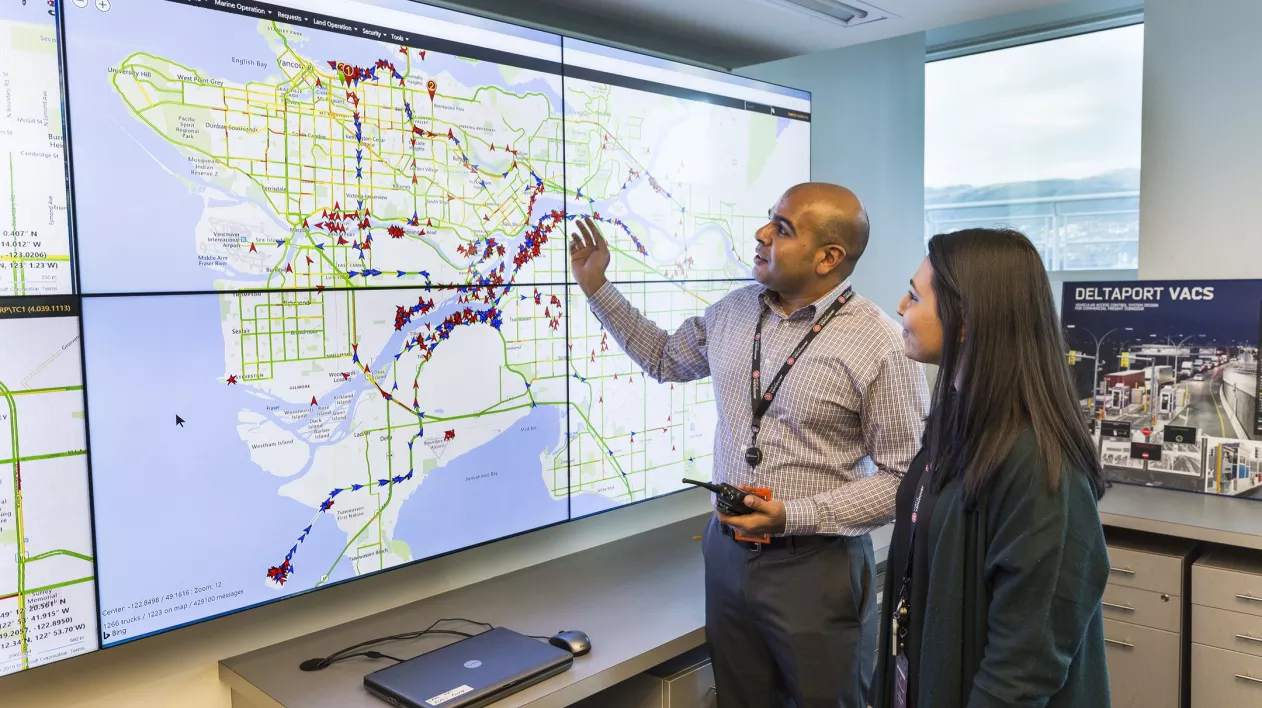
427;79;437;101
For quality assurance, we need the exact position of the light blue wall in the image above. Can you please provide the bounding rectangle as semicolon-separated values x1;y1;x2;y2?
737;33;929;317
1138;0;1262;280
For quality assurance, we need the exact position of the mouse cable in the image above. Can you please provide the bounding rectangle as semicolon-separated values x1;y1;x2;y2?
299;617;494;671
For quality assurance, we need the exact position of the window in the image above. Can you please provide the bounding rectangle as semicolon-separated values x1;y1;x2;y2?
925;24;1144;272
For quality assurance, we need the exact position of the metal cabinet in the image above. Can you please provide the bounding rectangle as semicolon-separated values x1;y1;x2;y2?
1192;547;1262;706
1104;529;1198;708
569;646;715;708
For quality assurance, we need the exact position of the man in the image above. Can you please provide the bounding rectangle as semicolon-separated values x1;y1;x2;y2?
569;183;929;708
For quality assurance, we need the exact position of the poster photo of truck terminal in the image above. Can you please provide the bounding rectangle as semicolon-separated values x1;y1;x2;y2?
1062;279;1262;497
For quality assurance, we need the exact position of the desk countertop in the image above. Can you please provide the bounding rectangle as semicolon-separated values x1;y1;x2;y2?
1099;482;1262;550
221;516;893;708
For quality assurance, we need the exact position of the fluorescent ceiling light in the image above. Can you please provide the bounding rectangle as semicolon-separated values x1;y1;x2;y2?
750;0;891;27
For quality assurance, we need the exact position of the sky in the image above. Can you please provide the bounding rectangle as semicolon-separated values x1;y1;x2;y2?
925;24;1144;190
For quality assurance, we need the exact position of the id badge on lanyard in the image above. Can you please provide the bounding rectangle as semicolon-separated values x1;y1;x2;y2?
892;481;924;708
892;472;928;707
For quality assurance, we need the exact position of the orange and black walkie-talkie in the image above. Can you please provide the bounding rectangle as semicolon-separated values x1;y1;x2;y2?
682;479;773;544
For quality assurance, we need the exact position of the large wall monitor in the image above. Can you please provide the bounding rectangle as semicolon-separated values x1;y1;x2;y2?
0;0;812;676
0;1;97;677
0;0;815;661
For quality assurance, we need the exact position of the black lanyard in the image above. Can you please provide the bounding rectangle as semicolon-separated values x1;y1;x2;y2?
744;286;853;467
894;463;930;656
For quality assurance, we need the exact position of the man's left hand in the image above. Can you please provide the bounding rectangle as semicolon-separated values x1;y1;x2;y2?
717;495;787;535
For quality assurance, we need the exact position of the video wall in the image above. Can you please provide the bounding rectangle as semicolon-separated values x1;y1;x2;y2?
1062;279;1262;497
0;0;810;676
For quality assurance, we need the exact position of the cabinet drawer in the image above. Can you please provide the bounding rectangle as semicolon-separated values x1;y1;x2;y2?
665;662;717;708
1193;604;1262;658
1107;545;1184;595
1192;642;1262;706
1193;564;1262;618
1102;583;1180;633
1104;619;1180;708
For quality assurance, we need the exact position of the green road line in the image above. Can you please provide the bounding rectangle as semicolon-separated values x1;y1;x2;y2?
0;385;84;397
19;576;93;595
23;549;93;564
1;378;27;668
0;450;87;465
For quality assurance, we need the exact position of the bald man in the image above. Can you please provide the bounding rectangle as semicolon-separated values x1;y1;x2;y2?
571;183;929;708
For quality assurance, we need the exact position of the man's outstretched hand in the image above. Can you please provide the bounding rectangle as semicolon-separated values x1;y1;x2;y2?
570;217;611;297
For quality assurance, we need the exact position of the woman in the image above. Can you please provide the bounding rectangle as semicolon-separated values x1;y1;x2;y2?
871;228;1110;708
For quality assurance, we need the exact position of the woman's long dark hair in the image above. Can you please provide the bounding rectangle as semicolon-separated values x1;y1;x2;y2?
925;228;1106;505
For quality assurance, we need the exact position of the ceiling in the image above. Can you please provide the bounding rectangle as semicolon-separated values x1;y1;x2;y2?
431;0;1070;69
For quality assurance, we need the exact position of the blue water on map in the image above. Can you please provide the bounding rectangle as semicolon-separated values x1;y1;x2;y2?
82;284;572;644
393;405;566;558
82;294;349;643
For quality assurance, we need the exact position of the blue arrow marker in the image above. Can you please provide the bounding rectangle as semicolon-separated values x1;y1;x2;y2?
351;485;363;492
316;243;325;250
398;270;407;277
275;239;285;247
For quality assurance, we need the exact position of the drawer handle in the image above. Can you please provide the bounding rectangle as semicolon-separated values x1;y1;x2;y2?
1102;601;1135;612
1104;638;1134;649
1109;566;1136;575
1236;674;1262;686
1238;634;1262;644
1239;594;1262;604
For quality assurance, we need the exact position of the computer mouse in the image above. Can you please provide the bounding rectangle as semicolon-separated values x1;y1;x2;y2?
548;630;591;656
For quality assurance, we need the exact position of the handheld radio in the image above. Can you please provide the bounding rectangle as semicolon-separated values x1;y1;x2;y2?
681;478;757;516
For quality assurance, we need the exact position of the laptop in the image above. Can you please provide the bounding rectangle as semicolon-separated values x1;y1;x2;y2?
363;627;573;708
